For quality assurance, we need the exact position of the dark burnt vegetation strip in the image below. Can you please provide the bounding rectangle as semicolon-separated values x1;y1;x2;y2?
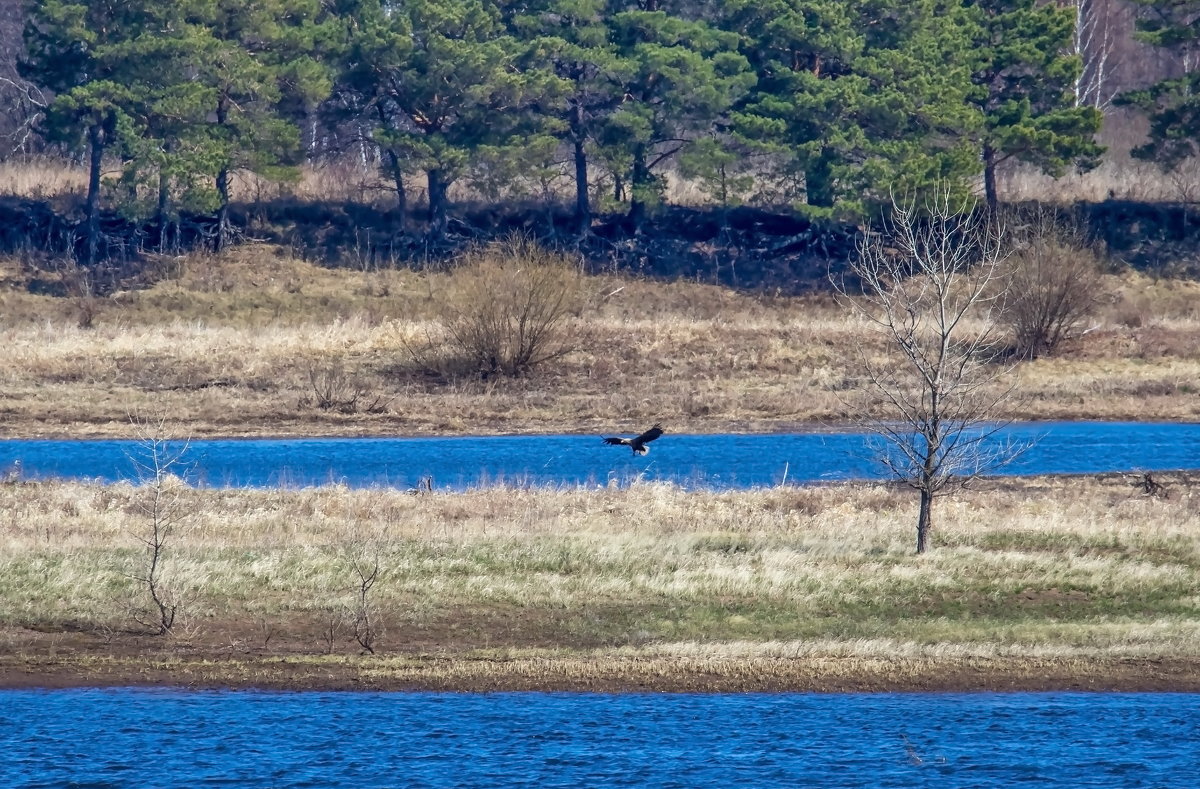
4;196;1200;298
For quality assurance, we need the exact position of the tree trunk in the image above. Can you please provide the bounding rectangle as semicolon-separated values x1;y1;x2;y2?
215;99;230;252
427;167;448;239
384;148;408;225
215;166;230;252
156;166;170;253
916;487;934;554
85;122;105;266
572;102;590;236
627;144;648;231
375;104;408;225
805;148;836;210
982;143;999;215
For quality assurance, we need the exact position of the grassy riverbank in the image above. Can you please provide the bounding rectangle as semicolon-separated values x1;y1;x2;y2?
2;242;1199;690
2;474;1198;691
0;244;1199;438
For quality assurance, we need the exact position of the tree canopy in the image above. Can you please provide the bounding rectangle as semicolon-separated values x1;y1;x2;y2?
965;0;1103;212
1118;0;1200;173
19;0;1171;253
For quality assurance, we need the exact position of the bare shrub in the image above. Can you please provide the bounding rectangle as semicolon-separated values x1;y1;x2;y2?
125;416;192;635
55;259;101;329
409;238;592;379
339;528;390;654
304;359;387;414
321;607;343;654
1003;211;1107;359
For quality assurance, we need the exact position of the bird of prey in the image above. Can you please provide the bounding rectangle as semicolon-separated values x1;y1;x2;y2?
602;423;665;455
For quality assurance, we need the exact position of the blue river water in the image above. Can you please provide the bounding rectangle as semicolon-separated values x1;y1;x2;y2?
0;421;1197;490
2;689;1198;788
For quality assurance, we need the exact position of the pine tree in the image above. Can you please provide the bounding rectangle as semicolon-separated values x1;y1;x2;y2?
1118;0;1200;174
676;131;756;212
108;3;224;250
965;0;1103;212
333;0;416;222
725;0;860;213
21;0;150;264
728;0;981;218
852;0;983;207
339;0;537;240
513;0;625;233
188;0;333;250
597;4;754;228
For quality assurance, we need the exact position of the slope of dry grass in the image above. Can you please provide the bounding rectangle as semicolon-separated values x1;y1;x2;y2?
0;244;1199;437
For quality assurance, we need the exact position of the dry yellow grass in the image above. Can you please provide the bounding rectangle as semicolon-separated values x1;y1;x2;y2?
4;151;1197;207
999;156;1200;204
0;474;1197;690
0;158;91;202
0;244;1198;437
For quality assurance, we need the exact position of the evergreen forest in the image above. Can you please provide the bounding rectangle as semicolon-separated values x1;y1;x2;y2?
4;0;1199;269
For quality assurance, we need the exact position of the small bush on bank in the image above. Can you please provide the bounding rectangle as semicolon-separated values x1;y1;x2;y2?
408;238;592;379
1003;214;1107;359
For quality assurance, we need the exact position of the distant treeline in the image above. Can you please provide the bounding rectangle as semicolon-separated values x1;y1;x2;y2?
8;0;1200;265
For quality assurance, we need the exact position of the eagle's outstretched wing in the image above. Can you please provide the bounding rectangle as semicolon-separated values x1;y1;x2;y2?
602;424;665;454
634;424;664;445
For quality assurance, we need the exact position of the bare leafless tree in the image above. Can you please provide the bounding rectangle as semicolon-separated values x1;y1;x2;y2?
836;187;1025;554
350;553;380;654
126;416;192;634
0;75;47;156
1070;0;1123;111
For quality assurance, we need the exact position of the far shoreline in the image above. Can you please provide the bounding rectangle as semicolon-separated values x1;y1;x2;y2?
2;416;1200;443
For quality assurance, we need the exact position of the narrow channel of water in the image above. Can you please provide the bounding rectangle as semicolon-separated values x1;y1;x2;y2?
1;421;1197;490
2;689;1197;788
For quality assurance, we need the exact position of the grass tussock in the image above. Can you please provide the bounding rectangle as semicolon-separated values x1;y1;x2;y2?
0;475;1197;664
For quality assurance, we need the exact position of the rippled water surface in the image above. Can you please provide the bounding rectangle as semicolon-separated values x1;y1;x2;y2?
3;690;1198;788
1;421;1198;489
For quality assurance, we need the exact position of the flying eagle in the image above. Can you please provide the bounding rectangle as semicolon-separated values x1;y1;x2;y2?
602;423;664;455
